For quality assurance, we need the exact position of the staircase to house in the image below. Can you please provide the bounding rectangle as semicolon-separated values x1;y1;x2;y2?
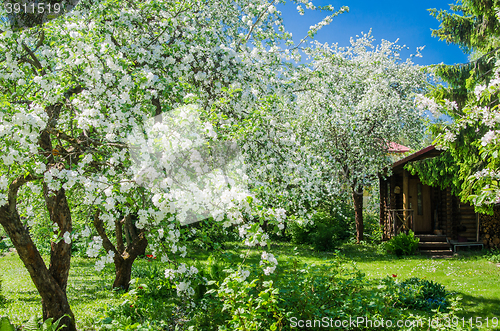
415;235;453;258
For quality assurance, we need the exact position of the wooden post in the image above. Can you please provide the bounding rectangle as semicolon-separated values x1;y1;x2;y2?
389;176;396;238
403;169;409;228
379;177;386;240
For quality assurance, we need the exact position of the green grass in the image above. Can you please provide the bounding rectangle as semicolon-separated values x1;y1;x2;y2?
337;243;500;323
1;243;499;330
0;253;122;328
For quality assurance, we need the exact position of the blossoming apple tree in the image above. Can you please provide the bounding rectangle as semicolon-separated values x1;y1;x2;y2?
0;0;347;328
294;33;429;242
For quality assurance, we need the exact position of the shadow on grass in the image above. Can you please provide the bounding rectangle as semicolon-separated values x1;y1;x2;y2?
454;291;500;318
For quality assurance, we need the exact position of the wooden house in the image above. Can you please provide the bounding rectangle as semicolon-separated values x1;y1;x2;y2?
379;145;481;243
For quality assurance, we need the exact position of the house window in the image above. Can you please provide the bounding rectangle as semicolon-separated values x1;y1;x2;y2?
417;183;423;215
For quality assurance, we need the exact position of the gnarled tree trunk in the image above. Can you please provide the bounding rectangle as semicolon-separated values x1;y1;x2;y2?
0;176;76;331
94;212;148;291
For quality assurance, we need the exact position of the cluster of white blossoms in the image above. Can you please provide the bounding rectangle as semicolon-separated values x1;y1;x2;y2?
0;175;8;206
260;251;278;275
164;263;199;296
95;251;115;272
86;236;103;258
236;268;251;283
481;130;498;146
415;94;443;116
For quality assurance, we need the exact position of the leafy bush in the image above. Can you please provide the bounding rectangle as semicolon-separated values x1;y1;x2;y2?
382;230;419;256
186;218;239;251
287;209;353;251
486;249;500;263
382;276;450;311
97;252;464;331
0;237;12;255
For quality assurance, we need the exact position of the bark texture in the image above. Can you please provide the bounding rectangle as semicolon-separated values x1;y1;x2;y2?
94;211;148;291
352;184;364;243
0;176;76;331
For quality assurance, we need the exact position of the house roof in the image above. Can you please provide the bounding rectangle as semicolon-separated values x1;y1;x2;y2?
387;142;411;153
392;145;442;172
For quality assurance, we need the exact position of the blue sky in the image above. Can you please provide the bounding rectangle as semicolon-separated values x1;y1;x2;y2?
278;0;469;66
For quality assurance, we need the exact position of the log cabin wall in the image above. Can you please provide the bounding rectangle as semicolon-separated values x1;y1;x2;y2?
456;201;478;241
445;188;453;239
437;189;447;235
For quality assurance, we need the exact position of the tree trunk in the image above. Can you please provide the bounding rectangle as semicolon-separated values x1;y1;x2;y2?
113;257;135;290
94;212;148;291
352;184;364;243
0;177;76;331
112;231;148;290
43;187;74;329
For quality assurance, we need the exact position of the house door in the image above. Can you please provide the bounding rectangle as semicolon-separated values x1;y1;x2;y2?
409;179;432;233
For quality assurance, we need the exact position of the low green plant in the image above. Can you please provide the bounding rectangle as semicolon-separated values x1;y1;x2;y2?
399;277;448;311
382;230;420;256
486;249;500;263
0;238;12;255
0;316;15;331
0;315;66;331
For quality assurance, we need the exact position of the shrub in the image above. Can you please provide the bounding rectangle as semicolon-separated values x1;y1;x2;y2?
0;237;12;255
486;249;500;263
186;218;239;251
97;252;463;331
383;230;419;256
382;276;450;311
287;209;353;251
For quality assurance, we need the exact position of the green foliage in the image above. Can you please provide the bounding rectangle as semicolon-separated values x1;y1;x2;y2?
0;315;67;331
186;219;238;251
486;249;500;263
0;317;14;331
287;208;353;251
363;212;383;244
428;0;500;54
382;231;420;256
383;276;450;311
425;0;500;213
0;241;10;255
214;277;283;331
405;152;462;195
0;278;5;308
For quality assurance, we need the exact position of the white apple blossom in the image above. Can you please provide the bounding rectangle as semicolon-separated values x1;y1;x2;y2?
63;231;72;245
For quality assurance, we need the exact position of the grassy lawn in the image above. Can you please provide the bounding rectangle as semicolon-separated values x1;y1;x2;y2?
338;243;500;322
1;243;499;330
0;253;122;328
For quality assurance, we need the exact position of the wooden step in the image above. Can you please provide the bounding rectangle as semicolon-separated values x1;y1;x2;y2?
415;235;447;242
